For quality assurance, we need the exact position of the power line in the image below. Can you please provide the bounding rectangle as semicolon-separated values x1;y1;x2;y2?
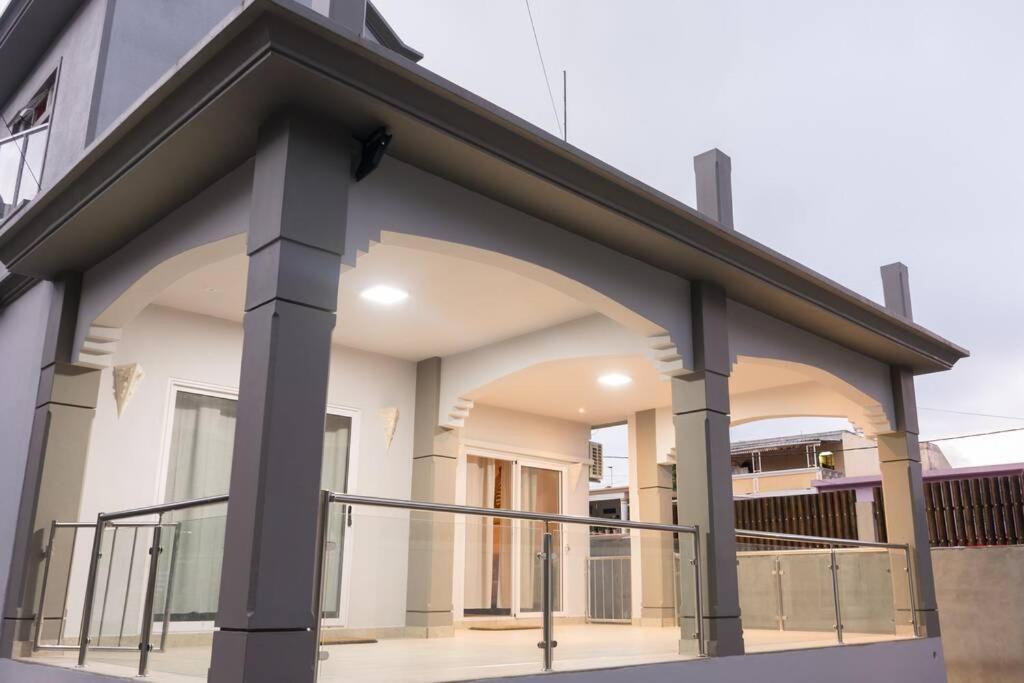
524;0;563;138
920;406;1024;422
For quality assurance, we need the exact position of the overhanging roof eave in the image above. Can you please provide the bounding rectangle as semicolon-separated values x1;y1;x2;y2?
0;0;969;374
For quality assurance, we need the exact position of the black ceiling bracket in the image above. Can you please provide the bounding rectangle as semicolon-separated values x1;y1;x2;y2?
354;127;392;181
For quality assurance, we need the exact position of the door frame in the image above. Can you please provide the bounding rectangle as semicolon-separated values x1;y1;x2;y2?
154;378;361;630
458;444;569;620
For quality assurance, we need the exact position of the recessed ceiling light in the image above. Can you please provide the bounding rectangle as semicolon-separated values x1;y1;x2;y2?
578;407;586;414
360;285;409;306
598;373;632;388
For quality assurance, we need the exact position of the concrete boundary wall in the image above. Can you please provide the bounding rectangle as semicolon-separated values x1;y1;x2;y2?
934;545;1024;683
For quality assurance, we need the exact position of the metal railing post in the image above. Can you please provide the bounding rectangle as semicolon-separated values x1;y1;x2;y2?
33;521;59;651
137;521;164;676
905;545;920;637
829;546;843;644
77;516;107;667
691;529;706;657
159;523;182;653
539;522;555;672
313;490;332;678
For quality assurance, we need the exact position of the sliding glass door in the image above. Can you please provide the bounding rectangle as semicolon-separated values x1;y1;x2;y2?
518;466;562;613
162;388;354;623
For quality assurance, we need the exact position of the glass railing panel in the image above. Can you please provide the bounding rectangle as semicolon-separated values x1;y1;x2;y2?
16;127;48;204
317;504;544;683
141;502;228;680
318;497;702;682
832;547;905;642
0;134;23;219
547;522;700;674
0;126;47;221
736;536;839;652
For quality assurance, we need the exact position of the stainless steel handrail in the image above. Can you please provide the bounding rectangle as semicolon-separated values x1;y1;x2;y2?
0;122;49;145
322;492;707;661
735;527;919;644
33;520;174;653
735;528;910;551
77;495;229;669
328;492;699;535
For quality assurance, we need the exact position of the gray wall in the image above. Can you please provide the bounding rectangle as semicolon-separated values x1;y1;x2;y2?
934;545;1024;683
88;0;241;141
0;282;52;619
1;0;107;193
0;659;123;682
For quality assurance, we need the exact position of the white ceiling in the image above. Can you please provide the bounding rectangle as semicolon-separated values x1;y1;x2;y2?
151;243;593;360
470;355;670;426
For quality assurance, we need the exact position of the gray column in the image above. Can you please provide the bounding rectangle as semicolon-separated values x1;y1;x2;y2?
693;149;734;229
1;277;101;657
634;409;676;626
673;282;744;656
877;262;940;636
208;114;351;683
405;357;458;637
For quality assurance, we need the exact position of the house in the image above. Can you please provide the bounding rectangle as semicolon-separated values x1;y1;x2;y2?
0;1;966;682
730;430;952;497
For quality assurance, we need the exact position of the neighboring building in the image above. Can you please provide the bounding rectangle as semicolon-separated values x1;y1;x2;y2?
730;430;952;497
0;1;966;682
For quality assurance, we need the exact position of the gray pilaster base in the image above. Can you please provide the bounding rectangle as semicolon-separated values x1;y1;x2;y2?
0;617;33;658
209;629;317;683
704;616;744;657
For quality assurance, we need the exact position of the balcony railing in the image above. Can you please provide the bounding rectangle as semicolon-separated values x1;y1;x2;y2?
33;493;919;681
0;124;48;222
735;529;917;648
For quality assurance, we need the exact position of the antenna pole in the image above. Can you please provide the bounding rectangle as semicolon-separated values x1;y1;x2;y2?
562;70;567;142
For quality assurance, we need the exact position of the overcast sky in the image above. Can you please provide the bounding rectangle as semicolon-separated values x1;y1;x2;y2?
376;1;1023;470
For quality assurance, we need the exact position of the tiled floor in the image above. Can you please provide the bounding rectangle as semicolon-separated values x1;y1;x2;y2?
23;625;910;682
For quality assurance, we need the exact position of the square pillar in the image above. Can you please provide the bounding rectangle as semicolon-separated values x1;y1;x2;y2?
632;409;676;626
878;375;940;637
405;358;458;637
673;282;744;656
1;277;101;657
209;114;351;683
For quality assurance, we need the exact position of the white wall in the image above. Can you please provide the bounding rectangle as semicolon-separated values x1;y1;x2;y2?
68;304;417;631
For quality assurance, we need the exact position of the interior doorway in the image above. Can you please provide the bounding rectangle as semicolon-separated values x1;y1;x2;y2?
463;455;563;618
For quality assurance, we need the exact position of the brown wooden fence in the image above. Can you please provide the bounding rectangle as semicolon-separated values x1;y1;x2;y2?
734;490;858;547
874;474;1024;546
734;474;1024;547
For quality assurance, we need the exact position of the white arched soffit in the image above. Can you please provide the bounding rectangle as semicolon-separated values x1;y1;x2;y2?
360;235;684;429
75;235;246;368
730;356;893;437
73;162;254;368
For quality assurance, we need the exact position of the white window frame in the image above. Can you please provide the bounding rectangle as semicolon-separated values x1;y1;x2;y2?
154;377;361;631
455;443;569;621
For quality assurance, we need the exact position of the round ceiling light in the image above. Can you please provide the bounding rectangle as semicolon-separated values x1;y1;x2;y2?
360;285;409;306
598;373;632;388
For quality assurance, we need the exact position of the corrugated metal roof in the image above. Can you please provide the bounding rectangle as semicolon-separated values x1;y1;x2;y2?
730;430;857;454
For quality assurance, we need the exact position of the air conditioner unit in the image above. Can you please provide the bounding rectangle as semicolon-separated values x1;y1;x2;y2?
588;441;603;483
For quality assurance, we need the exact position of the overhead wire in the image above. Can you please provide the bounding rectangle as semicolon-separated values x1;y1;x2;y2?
524;0;563;138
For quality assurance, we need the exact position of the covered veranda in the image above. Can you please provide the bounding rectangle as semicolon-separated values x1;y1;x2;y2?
0;3;965;682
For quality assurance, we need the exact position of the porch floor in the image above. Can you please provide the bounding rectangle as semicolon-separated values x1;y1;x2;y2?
21;625;911;682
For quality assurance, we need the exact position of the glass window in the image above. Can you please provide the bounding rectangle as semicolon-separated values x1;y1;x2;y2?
162;390;353;621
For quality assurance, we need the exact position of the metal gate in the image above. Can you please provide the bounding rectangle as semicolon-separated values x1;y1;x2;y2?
587;533;631;622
